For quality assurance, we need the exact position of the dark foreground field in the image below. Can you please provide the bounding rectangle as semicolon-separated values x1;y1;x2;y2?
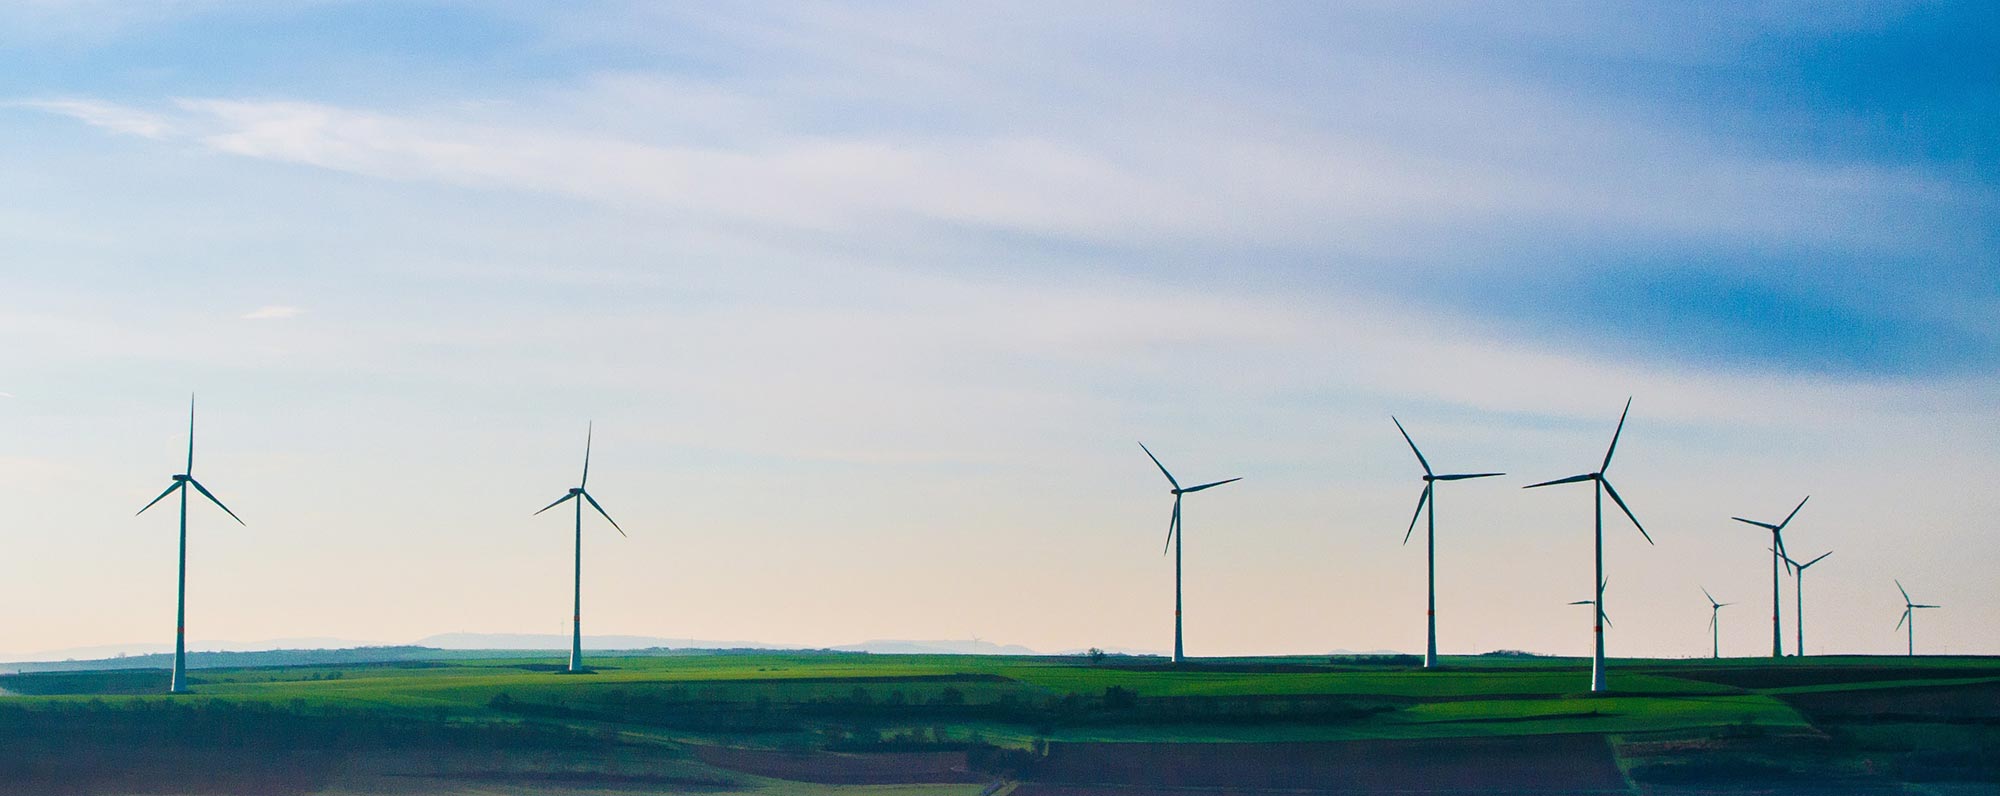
1;651;1995;795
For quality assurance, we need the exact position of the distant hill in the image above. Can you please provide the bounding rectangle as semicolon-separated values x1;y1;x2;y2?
0;646;528;674
420;633;1053;656
416;633;788;651
1;635;1080;674
832;639;1041;656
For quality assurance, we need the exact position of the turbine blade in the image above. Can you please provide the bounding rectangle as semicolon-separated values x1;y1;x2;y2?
1567;600;1594;605
1896;579;1910;603
1162;497;1180;555
1180;477;1241;493
1433;472;1506;481
185;478;245;526
1803;551;1831;569
1775;495;1809;532
534;493;577;515
1915;604;1941;609
1391;417;1432;476
580;422;593;489
1731;517;1779;531
1601;479;1652;545
185;393;197;475
1709;614;1716;631
1603;612;1614;629
1896;609;1907;630
1701;586;1716;606
1601;397;1631;472
1523;473;1594;489
1403;484;1431;545
136;481;185;515
1138;442;1179;490
583;491;624;537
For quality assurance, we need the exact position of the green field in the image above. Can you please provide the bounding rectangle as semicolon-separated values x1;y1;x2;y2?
2;651;1995;794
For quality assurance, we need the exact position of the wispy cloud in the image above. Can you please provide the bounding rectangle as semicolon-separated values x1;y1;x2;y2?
23;91;1976;267
14;98;173;138
242;305;303;320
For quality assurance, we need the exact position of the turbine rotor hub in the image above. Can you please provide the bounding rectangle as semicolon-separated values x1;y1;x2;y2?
172;474;190;481
568;487;583;495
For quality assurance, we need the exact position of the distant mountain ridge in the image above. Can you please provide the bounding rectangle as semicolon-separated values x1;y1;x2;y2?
0;646;521;674
4;634;1402;673
1;636;1098;673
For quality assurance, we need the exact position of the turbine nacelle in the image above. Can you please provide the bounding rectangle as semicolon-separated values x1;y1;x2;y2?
172;474;190;482
1138;442;1238;556
1391;418;1503;545
535;424;626;537
1732;496;1808;560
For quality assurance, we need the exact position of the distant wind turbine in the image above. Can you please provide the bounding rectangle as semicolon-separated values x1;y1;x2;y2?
135;395;245;694
1391;417;1503;668
1568;580;1613;630
1525;398;1653;693
534;423;625;673
1139;442;1240;665
1731;496;1808;658
1779;549;1831;657
1894;580;1940;657
1701;587;1733;659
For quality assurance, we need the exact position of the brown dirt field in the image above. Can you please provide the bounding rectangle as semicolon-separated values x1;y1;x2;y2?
694;745;983;784
1778;680;2000;721
1665;664;2000;691
1018;735;1630;794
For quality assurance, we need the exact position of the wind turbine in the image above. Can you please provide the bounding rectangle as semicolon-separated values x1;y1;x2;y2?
1391;417;1503;668
1894;580;1940;657
1701;587;1733;659
534;423;625;673
1779;549;1831;657
1524;398;1652;693
1568;580;1613;631
1139;442;1239;665
1731;496;1807;658
135;395;245;694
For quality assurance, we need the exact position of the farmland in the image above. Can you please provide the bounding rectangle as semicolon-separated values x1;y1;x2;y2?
1;650;1995;794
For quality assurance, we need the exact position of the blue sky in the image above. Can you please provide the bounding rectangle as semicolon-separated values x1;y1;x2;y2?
1;2;1995;659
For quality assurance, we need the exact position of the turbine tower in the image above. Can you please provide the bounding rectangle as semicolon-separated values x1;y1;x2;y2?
1525;398;1653;693
1701;587;1733;659
1391;417;1503;669
1780;549;1831;657
1894;580;1940;657
1139;442;1239;665
535;423;625;673
135;395;245;694
1731;496;1807;658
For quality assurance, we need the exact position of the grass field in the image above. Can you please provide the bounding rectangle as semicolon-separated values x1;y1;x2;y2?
2;650;1995;794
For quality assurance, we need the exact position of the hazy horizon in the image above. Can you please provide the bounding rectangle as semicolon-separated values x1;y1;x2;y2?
2;3;1995;661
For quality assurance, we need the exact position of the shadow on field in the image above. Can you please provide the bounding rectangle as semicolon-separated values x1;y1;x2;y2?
0;700;618;795
1018;735;1628;794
